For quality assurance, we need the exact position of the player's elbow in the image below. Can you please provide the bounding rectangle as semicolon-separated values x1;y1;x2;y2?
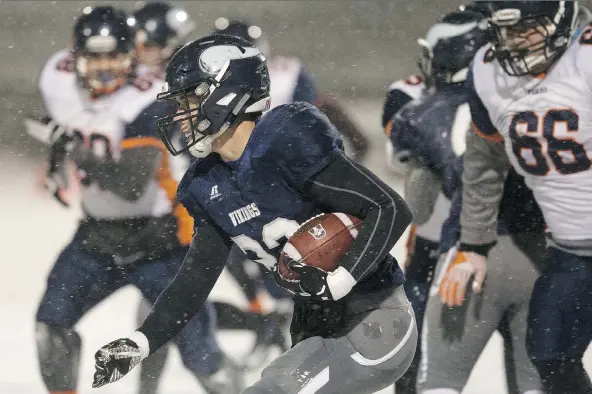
374;189;413;238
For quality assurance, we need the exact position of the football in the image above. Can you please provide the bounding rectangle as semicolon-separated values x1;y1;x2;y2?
278;213;362;281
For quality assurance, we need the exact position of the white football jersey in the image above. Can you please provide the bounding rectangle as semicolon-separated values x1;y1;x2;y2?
386;75;426;106
38;49;176;220
471;29;592;242
267;55;307;109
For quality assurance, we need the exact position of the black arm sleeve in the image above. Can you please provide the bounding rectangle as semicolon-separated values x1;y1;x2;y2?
303;153;412;281
137;215;231;354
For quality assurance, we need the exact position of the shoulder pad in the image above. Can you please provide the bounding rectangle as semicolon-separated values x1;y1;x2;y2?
387;75;425;101
115;74;166;124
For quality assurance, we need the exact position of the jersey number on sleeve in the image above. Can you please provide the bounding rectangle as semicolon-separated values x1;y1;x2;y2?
509;109;591;175
231;218;300;269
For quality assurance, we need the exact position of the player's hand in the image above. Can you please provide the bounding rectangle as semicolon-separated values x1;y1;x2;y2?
287;260;334;301
438;249;487;307
92;338;142;388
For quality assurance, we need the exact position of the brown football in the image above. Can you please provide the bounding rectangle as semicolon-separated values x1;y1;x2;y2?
278;213;362;281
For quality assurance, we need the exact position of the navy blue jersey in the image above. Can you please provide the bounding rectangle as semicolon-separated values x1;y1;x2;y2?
179;103;399;277
178;102;404;290
390;84;469;198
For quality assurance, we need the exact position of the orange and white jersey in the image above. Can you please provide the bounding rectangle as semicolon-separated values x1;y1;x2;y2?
470;27;592;243
38;49;180;222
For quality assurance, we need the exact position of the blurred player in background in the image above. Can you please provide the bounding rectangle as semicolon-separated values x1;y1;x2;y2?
387;5;546;393
129;1;195;78
460;1;592;392
26;6;239;394
92;33;415;393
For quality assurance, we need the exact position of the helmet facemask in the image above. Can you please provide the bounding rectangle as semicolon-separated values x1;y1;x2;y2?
135;30;172;68
76;52;134;96
157;57;269;158
491;7;573;76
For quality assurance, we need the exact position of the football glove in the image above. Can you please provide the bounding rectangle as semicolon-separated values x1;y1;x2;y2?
438;247;487;307
92;338;143;388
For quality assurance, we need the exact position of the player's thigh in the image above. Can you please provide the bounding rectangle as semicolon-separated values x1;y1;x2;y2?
506;302;543;393
419;258;505;391
527;247;592;361
129;249;186;300
244;300;416;393
493;235;542;393
36;232;122;328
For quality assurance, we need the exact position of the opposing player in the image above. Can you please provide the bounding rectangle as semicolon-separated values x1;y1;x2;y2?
92;34;416;393
30;7;238;394
459;1;592;392
389;8;546;394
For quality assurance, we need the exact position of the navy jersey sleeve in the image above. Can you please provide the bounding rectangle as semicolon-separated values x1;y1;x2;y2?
466;65;502;142
292;66;318;103
137;208;231;353
389;103;463;198
268;103;344;188
382;89;414;129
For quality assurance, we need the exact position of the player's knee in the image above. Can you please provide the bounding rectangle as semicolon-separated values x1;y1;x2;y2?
35;322;81;391
36;291;80;328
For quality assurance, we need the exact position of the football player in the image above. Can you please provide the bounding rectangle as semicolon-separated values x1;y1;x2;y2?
29;7;238;394
387;8;542;394
211;18;370;367
129;1;195;77
455;1;592;393
92;34;415;393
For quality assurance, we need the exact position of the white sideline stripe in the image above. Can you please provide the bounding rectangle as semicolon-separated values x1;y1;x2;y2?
297;366;330;394
332;212;359;239
350;306;414;366
283;242;302;261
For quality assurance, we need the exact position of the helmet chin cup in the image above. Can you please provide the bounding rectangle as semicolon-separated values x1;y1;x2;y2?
188;124;229;158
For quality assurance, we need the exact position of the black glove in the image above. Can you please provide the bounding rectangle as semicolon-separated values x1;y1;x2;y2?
288;260;334;301
271;259;335;301
271;263;311;298
92;338;142;388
